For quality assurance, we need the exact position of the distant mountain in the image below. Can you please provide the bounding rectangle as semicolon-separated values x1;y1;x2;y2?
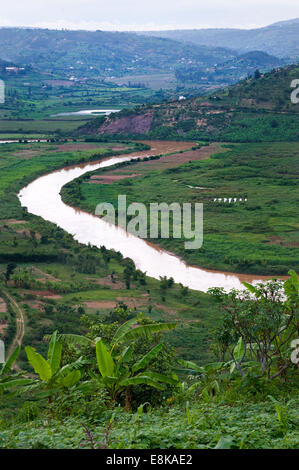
0;58;15;68
0;27;236;79
175;50;285;85
234;51;283;66
79;64;299;142
271;18;299;27
138;18;299;59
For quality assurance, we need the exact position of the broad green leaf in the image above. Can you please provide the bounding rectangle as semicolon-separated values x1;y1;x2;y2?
234;337;245;362
116;323;176;343
284;270;299;298
25;346;52;382
214;436;235;449
58;333;92;347
112;318;140;345
1;346;20;376
57;356;87;378
243;282;259;296
62;370;81;388
96;338;115;378
144;371;179;385
47;331;62;375
178;358;205;374
132;344;163;372
119;376;165;390
0;378;34;390
121;345;135;363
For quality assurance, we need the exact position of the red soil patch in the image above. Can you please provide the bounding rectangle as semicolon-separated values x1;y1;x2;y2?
87;276;125;289
29;290;62;299
0;219;27;225
88;143;221;184
96;112;154;135
116;297;147;308
267;236;299;247
13;149;40;159
0;323;8;333
0;297;7;313
90;173;142;184
84;296;147;310
84;301;117;309
111;146;127;151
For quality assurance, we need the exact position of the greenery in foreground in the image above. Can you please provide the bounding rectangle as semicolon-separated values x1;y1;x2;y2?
0;139;226;367
0;276;298;449
0;137;298;449
62;141;299;275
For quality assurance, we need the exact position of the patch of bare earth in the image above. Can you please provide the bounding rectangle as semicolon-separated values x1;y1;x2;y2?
84;301;118;310
0;297;7;313
90;173;142;184
13;149;40;159
0;323;8;333
87;142;220;184
84;297;147;310
28;290;62;299
86;276;125;289
267;236;299;247
0;219;27;225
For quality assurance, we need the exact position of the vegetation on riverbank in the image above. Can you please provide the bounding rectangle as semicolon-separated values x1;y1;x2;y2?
0;139;226;370
61;141;299;276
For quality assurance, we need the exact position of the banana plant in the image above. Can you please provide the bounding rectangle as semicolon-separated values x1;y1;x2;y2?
58;317;177;350
0;346;33;396
25;331;86;400
178;358;224;398
92;338;179;411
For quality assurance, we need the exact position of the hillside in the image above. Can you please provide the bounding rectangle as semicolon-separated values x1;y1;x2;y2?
139;18;299;59
0;28;236;79
175;50;285;85
78;64;299;142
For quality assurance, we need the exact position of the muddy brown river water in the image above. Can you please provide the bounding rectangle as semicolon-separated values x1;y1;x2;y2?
18;141;282;292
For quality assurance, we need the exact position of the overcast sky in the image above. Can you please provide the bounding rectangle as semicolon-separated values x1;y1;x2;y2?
1;0;299;30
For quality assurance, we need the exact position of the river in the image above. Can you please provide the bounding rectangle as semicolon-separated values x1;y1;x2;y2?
18;141;278;292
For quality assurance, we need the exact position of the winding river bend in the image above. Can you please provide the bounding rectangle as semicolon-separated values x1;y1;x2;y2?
18;142;277;292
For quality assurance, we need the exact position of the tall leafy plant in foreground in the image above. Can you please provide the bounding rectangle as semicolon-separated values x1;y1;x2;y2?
25;331;86;400
0;346;33;396
211;271;299;379
89;317;179;410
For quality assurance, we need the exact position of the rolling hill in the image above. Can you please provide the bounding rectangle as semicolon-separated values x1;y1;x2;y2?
139;18;299;59
78;64;299;142
0;27;236;79
175;50;285;85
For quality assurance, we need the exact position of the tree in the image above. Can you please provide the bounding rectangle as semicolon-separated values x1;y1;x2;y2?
212;272;299;379
5;263;17;283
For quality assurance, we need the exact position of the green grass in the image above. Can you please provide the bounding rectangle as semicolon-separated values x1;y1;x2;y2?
64;141;299;275
0;139;223;365
1;393;298;449
0;119;90;134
